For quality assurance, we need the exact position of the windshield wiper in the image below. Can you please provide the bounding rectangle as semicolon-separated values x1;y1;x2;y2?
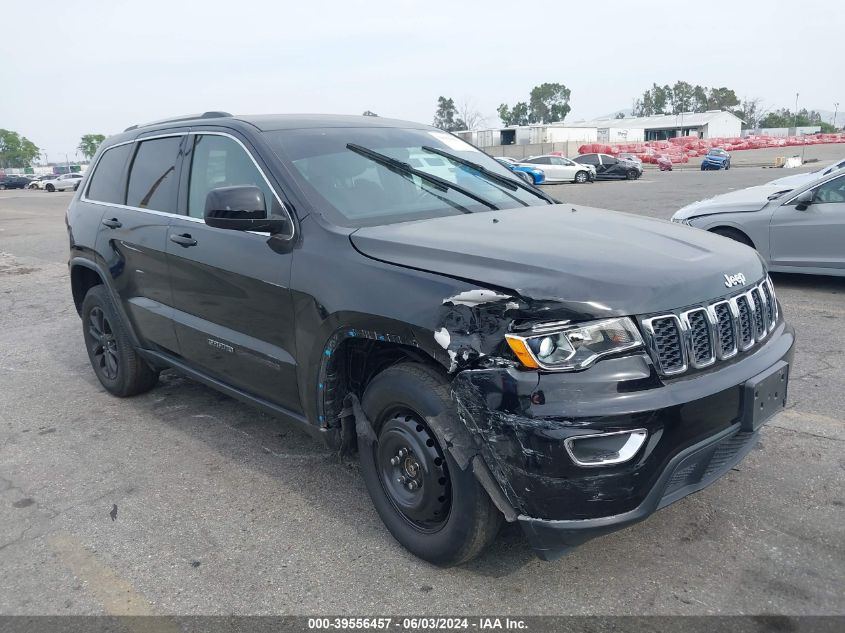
346;143;499;211
421;145;558;205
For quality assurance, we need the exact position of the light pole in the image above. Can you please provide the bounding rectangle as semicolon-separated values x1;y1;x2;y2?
834;103;840;130
794;93;799;133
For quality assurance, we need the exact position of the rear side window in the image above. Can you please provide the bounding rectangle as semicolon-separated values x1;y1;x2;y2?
126;136;183;212
85;144;132;204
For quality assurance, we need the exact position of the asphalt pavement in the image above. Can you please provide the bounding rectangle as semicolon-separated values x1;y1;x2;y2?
0;174;843;616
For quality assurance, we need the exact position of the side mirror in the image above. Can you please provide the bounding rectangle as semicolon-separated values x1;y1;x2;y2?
793;189;814;211
204;186;289;233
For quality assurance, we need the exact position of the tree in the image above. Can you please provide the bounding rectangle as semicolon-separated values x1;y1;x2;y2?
614;112;626;119
669;81;694;114
692;85;709;112
733;98;764;129
433;96;462;132
78;134;106;160
707;87;739;112
759;108;837;132
457;99;485;131
528;83;571;124
0;129;40;169
497;102;529;126
362;110;378;117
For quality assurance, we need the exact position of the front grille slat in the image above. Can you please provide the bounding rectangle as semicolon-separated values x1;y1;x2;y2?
648;316;686;374
642;278;778;377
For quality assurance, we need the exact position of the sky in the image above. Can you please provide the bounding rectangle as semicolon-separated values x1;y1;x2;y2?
0;0;841;161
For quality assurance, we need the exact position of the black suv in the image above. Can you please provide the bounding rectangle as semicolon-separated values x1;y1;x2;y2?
66;113;794;565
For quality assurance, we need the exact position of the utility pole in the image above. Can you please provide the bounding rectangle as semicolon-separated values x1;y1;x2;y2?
794;93;799;133
834;103;840;130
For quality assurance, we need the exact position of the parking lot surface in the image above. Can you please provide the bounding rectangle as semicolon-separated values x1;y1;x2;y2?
1;168;843;615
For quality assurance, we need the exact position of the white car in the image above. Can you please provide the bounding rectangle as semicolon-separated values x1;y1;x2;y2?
42;173;84;192
767;158;845;187
519;155;596;184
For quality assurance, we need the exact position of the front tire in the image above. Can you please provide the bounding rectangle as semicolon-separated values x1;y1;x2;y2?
358;363;502;566
81;285;158;397
46;184;55;192
626;169;638;180
574;170;588;184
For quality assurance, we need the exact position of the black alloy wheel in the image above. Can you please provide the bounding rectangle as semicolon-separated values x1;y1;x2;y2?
87;306;119;380
376;411;452;532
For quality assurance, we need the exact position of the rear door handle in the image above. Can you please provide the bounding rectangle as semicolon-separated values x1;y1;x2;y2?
170;233;197;247
101;218;122;229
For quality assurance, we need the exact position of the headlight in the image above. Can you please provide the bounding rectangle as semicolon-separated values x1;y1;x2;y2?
505;317;644;371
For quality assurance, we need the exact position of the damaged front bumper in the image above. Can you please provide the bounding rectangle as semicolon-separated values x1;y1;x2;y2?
451;321;795;560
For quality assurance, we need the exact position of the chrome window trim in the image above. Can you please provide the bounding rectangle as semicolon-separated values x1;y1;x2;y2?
81;131;295;241
679;307;716;369
641;314;688;375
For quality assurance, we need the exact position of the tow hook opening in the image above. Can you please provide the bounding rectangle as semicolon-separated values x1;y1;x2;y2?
564;429;648;467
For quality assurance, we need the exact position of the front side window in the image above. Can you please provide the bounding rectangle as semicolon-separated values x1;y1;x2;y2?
126;136;182;213
267;127;548;227
812;175;845;204
86;144;132;204
601;155;618;165
577;154;599;166
186;134;277;219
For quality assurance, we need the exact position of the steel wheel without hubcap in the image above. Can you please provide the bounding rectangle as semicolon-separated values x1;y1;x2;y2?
87;306;119;380
376;412;452;532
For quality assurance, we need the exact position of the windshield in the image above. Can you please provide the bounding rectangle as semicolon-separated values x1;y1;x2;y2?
267;127;549;227
709;149;727;156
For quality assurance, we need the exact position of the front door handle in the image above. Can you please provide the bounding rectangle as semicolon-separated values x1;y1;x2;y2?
101;218;122;229
170;233;197;247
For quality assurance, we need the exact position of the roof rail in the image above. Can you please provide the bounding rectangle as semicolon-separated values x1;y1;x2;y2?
124;111;232;132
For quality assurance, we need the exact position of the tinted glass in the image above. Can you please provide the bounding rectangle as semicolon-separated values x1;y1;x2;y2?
601;155;618;165
187;134;277;219
527;157;551;165
126;136;182;212
267;127;548;227
86;144;132;204
576;154;599;166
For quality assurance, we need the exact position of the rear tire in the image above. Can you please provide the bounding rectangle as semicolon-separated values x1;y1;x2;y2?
46;184;55;192
81;285;158;397
358;363;502;566
0;185;5;190
711;227;754;248
626;169;638;180
574;170;588;184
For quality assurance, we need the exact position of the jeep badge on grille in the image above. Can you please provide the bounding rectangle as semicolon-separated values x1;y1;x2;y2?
724;273;746;288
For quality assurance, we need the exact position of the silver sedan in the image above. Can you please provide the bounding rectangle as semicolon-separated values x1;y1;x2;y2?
671;169;845;277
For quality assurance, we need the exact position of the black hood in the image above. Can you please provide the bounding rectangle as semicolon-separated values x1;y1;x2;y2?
350;205;765;317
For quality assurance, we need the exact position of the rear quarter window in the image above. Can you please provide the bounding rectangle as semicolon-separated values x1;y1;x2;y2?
85;144;133;204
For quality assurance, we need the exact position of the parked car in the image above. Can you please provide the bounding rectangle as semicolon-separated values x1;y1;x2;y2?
494;157;545;185
766;157;845;187
573;153;643;180
0;175;32;190
519;155;595;183
27;175;55;189
672;169;845;276
657;155;673;171
701;148;731;170
42;173;83;192
67;112;793;565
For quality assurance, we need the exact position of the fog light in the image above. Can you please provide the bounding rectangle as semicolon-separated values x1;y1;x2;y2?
564;429;648;467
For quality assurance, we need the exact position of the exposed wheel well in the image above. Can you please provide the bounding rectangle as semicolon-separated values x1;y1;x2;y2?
320;336;446;429
709;226;755;249
70;265;104;315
